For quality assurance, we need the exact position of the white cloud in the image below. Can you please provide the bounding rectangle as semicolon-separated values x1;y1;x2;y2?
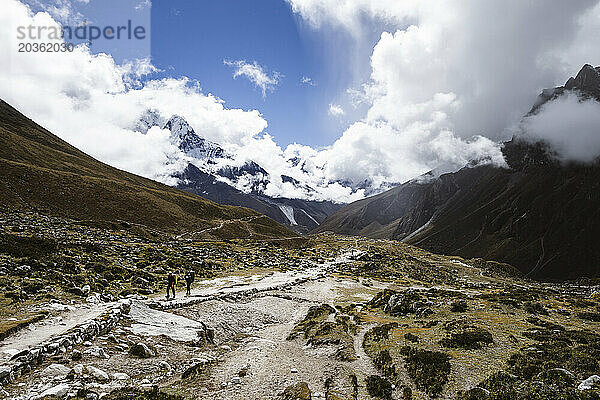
0;0;268;185
135;0;151;11
0;0;363;203
301;76;316;86
24;0;85;24
521;93;600;163
224;59;282;98
328;103;345;116
4;0;600;206
287;0;600;185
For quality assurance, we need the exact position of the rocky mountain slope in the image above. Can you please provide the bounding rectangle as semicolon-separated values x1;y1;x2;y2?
137;110;342;233
316;65;600;280
0;100;293;239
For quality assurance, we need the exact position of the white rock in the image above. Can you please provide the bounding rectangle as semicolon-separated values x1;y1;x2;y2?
3;349;20;358
231;377;242;384
41;364;71;380
112;373;130;381
86;293;100;304
158;361;172;372
579;375;600;390
86;366;109;382
72;364;84;376
84;347;109;359
37;383;70;399
290;368;298;373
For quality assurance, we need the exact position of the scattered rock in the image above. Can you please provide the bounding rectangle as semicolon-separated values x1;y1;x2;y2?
112;372;130;381
369;289;433;317
158;361;172;372
37;383;70;399
83;346;109;359
279;382;311;400
129;343;155;358
41;363;71;380
182;361;208;379
86;366;109;382
72;364;84;376
579;375;600;390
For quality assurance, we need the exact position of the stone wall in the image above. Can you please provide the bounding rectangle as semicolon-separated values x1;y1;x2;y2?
0;300;131;386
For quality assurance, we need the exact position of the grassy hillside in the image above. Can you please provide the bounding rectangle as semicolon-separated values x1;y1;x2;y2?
0;100;293;239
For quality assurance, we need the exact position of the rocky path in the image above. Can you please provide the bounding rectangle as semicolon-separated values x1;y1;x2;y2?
172;267;391;400
0;302;117;364
0;266;324;363
1;254;391;399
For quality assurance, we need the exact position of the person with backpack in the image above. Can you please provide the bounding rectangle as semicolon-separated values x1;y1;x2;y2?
184;269;195;296
166;271;177;300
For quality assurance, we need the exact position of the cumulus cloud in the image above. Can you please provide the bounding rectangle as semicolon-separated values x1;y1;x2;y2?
0;0;363;202
521;93;600;163
224;59;282;98
0;0;268;185
328;103;345;116
301;76;316;86
24;0;85;24
287;0;600;184
4;0;600;206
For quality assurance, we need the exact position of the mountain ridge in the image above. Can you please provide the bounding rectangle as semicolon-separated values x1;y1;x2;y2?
315;64;600;280
0;99;294;239
134;110;344;233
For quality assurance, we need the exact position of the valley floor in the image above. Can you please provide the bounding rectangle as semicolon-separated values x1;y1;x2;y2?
1;211;600;399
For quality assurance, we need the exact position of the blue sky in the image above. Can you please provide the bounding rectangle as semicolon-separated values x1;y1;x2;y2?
22;0;375;148
149;0;360;147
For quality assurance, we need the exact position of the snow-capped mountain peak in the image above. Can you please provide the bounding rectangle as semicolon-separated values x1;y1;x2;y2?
164;115;226;160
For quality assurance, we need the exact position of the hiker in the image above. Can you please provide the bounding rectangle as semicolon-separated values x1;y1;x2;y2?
184;269;195;296
166;271;177;300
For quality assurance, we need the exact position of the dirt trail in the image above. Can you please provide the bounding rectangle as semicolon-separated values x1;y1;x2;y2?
0;266;323;364
186;275;389;400
2;253;392;399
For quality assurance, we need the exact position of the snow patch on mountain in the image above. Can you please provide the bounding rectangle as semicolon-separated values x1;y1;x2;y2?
300;209;318;225
278;204;297;225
